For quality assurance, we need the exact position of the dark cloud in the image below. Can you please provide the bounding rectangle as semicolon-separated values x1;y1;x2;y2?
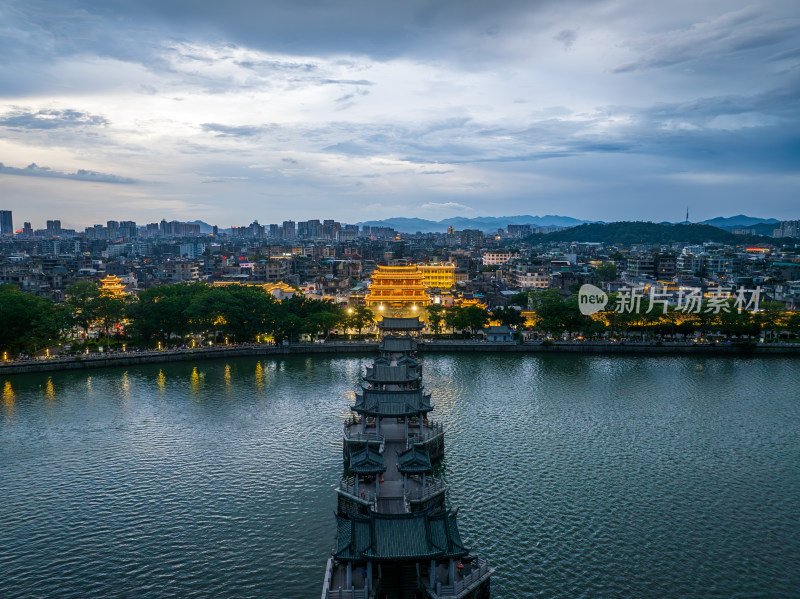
0;108;108;129
0;162;137;183
614;8;799;73
555;29;578;49
12;0;557;61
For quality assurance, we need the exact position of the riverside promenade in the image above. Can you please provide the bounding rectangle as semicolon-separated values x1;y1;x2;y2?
1;340;799;376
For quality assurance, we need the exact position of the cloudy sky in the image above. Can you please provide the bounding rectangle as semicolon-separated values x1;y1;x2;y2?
1;0;798;229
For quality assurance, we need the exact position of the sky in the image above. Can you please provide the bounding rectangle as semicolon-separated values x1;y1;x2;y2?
0;0;798;229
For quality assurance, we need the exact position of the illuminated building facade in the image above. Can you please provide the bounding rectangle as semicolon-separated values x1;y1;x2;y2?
419;263;455;289
365;265;430;316
98;274;127;297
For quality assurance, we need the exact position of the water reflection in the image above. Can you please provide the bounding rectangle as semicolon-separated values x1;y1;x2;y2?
121;372;131;402
190;366;203;396
157;369;166;392
44;377;55;401
224;364;232;390
2;381;15;417
254;362;264;391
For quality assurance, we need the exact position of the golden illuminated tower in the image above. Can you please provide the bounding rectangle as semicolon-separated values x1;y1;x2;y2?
365;265;430;316
98;275;127;297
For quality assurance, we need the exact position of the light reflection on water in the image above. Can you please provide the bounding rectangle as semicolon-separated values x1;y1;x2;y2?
0;354;799;599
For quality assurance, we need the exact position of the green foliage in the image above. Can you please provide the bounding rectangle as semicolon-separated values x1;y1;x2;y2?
506;291;531;308
128;283;347;344
0;285;64;353
491;306;526;328
594;262;617;281
65;281;100;333
347;305;374;336
426;303;446;337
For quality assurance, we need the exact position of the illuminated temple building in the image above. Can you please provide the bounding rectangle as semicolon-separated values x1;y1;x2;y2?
365;265;430;317
321;317;494;599
98;274;127;297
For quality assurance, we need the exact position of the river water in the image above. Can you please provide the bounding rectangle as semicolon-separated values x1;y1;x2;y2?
1;354;798;598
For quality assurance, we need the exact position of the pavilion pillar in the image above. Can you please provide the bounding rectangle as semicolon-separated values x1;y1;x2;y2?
376;475;380;497
423;472;427;491
355;474;359;497
405;417;408;441
361;415;366;434
376;417;380;436
430;559;436;589
449;558;455;585
403;473;407;495
346;562;352;589
367;562;373;591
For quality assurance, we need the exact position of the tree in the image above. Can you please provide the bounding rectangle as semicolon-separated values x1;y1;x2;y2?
462;305;489;338
128;283;208;343
491;306;525;329
0;285;64;353
65;281;100;337
529;290;570;337
93;294;127;346
595;262;617;282
506;291;531;308
350;305;374;337
756;300;785;341
444;306;461;334
426;303;446;337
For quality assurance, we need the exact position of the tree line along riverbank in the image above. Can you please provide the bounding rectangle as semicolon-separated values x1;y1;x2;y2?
2;282;800;359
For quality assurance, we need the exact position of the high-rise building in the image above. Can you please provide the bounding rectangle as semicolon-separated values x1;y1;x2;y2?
282;220;296;239
297;220;310;238
0;210;12;235
46;219;62;234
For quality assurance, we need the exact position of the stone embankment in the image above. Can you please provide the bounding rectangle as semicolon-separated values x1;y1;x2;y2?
1;340;797;376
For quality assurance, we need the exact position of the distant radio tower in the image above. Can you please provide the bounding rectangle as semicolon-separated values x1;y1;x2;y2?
685;206;690;224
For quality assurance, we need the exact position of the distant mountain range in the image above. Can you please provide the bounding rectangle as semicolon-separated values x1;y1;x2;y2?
529;221;777;245
696;215;780;236
185;214;787;236
357;215;587;233
187;220;215;233
698;215;780;228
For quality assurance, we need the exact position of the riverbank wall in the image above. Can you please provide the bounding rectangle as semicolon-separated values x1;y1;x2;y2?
1;341;798;376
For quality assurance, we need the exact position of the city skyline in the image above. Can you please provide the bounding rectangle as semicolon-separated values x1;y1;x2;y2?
1;0;799;226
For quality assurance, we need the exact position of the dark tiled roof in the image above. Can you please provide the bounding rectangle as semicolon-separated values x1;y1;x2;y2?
349;446;386;475
378;317;423;330
364;364;420;384
352;389;432;417
335;509;469;562
379;337;417;353
397;446;432;474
